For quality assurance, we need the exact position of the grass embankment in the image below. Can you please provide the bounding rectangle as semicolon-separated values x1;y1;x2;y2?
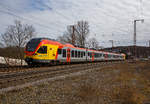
1;61;150;104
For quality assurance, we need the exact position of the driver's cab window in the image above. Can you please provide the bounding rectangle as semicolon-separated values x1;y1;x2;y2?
37;46;47;54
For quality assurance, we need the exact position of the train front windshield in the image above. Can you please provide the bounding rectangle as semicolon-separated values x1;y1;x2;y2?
26;39;41;52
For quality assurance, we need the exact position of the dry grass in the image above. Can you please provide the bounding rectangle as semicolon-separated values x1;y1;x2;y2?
112;85;146;104
1;61;150;104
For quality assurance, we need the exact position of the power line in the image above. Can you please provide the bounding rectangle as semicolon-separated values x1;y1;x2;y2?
139;0;144;18
36;0;72;21
37;1;132;39
74;0;145;36
35;0;132;35
0;1;132;36
0;4;63;34
0;10;51;30
0;10;60;38
0;3;62;28
0;0;148;43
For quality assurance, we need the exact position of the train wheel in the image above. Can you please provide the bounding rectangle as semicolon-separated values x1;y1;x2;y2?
27;62;35;67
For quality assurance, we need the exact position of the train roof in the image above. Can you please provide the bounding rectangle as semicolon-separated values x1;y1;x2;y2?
31;38;124;56
31;38;56;42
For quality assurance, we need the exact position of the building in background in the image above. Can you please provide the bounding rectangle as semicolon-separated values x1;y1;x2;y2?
101;46;150;59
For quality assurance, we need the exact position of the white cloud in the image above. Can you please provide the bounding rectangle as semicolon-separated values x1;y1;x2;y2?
0;0;149;47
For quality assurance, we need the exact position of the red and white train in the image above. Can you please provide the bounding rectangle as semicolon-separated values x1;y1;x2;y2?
24;38;125;65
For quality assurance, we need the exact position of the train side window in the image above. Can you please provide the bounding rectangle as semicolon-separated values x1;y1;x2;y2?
103;54;105;57
58;48;62;54
37;46;47;54
81;52;83;57
71;50;74;57
99;53;102;57
63;49;66;57
94;53;96;58
113;55;115;58
83;52;84;57
79;51;81;57
79;52;81;57
109;55;112;58
95;53;97;58
75;51;77;57
78;51;81;57
90;53;92;58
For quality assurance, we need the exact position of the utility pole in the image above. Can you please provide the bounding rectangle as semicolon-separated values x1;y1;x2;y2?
71;25;75;45
109;40;114;48
133;19;144;58
149;40;150;57
109;40;114;51
134;20;137;46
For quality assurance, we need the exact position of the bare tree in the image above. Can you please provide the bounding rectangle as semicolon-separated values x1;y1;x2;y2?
57;25;77;45
1;20;35;47
57;20;89;47
87;37;99;50
1;20;35;65
0;42;3;48
75;20;89;47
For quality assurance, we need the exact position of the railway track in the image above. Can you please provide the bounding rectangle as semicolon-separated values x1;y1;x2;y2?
0;61;124;89
0;62;101;73
0;65;30;73
0;64;80;73
0;61;119;73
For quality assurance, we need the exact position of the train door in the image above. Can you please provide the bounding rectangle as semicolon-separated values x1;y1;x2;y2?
86;49;88;61
92;52;94;61
67;48;71;62
104;53;108;60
